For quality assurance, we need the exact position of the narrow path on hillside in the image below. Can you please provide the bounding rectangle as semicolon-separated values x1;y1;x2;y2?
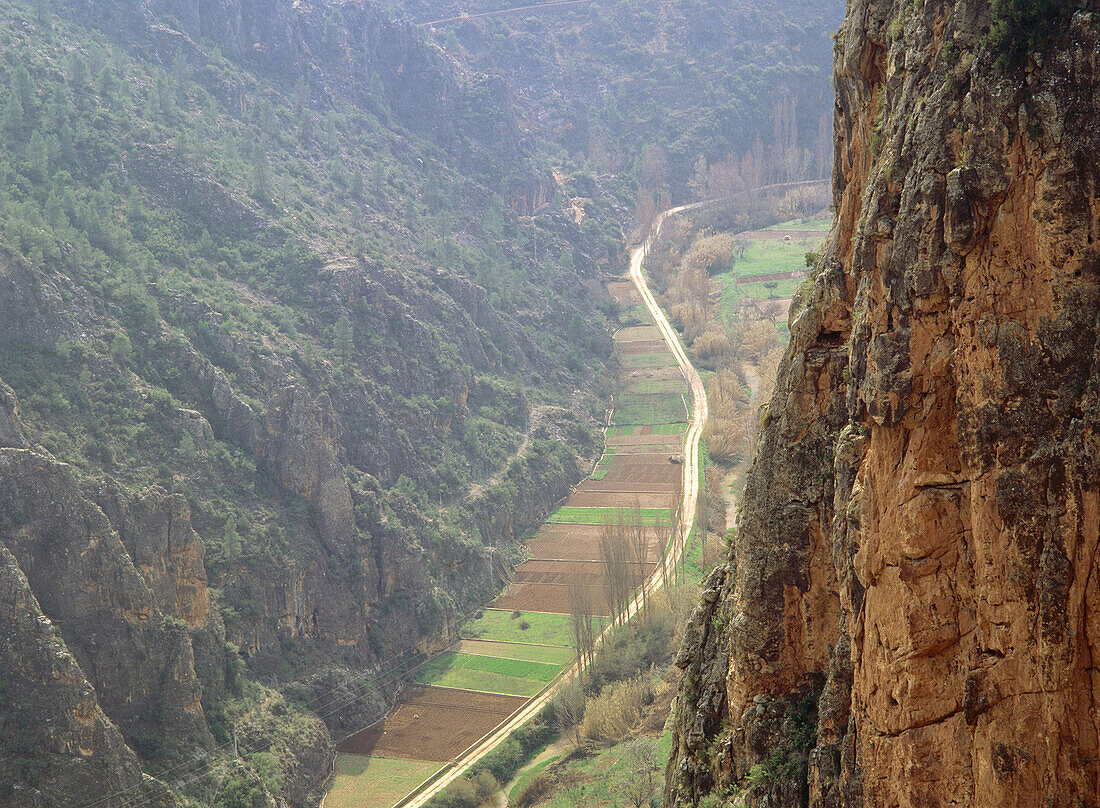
396;210;709;808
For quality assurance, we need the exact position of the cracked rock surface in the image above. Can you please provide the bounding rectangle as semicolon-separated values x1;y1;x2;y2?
664;2;1100;806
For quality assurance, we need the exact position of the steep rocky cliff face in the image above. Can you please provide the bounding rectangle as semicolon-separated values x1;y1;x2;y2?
666;2;1100;806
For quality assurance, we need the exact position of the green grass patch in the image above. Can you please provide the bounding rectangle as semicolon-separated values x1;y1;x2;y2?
458;640;575;665
736;277;802;300
766;214;832;231
326;755;442;808
527;730;676;808
621;352;678;368
612;392;689;426
413;652;561;696
730;237;824;280
461;610;577;646
620;304;652;327
508;754;560;804
619;378;687;395
591;445;617;480
548;506;670;526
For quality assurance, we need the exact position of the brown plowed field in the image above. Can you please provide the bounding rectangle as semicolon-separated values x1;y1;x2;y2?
620;366;684;381
607;281;641;305
493;582;610;615
618;326;663;341
336;686;527;761
606;433;683;448
526;524;667;563
566;490;676;508
514;559;609;586
600;461;682;486
576;478;680;496
619;339;671;354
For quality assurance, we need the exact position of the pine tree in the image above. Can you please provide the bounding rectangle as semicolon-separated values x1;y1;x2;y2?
250;146;271;203
323;12;341;56
3;91;24;137
27;130;48;177
333;315;355;363
224;515;242;559
68;54;89;93
12;65;34;113
349;171;364;200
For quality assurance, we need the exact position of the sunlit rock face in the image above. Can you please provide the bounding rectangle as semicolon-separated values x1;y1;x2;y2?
665;2;1100;806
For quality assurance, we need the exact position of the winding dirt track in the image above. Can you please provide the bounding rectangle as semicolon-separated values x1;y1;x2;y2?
396;207;709;808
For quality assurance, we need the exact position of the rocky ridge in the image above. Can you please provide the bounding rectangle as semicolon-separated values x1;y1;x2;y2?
665;2;1100;806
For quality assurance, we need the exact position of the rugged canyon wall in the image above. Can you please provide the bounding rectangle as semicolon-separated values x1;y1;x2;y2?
666;1;1100;806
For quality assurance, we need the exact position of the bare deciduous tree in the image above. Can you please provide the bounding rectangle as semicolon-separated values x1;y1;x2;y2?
619;737;662;808
568;575;599;666
554;680;587;749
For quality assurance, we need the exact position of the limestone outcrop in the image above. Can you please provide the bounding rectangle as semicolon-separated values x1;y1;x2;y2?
665;2;1100;806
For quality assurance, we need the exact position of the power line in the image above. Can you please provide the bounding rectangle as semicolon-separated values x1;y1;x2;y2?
416;0;602;28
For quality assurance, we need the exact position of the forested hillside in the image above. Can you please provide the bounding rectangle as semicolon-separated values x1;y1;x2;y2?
396;0;843;208
0;1;843;806
0;0;617;804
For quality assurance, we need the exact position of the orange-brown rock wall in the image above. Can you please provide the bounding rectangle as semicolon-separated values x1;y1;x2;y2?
666;2;1100;806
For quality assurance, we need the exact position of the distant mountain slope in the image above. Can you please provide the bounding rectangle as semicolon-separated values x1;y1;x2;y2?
390;0;845;198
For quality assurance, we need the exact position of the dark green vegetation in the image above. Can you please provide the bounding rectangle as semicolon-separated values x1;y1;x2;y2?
0;0;845;805
0;0;619;803
988;0;1086;67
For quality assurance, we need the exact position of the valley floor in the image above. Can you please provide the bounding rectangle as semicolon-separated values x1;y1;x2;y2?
323;213;708;808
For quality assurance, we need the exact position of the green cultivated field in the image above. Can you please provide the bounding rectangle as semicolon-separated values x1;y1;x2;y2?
612;393;689;426
620;304;652;327
548;506;670;526
414;652;560;696
713;231;825;323
458;639;575;665
737;277;802;299
591;446;617;479
767;214;832;231
731;237;822;279
620;378;688;395
607;423;688;437
621;352;678;368
325;755;442;808
462;610;577;646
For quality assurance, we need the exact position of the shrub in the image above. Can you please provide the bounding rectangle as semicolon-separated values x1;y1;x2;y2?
580;674;654;744
514;773;554;808
584;611;672;696
988;0;1079;67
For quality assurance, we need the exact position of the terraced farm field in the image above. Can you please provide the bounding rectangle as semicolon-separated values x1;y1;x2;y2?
412;652;561;696
525;523;666;563
325;756;443;808
456;640;575;665
460;609;576;646
336;686;528;761
545;505;671;526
